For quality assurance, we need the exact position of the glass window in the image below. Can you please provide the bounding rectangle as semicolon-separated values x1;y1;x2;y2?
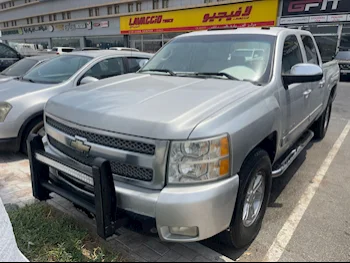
62;12;66;20
335;51;350;60
1;58;38;76
67;12;71;19
62;48;74;53
142;34;276;84
23;55;92;84
89;8;93;17
301;35;319;65
162;0;169;8
128;57;149;72
128;3;133;12
52;38;80;48
0;43;19;58
282;35;303;74
314;36;338;63
86;36;124;49
340;34;350;51
153;0;159;9
115;5;119;14
303;25;338;35
108;6;113;15
83;58;125;80
95;8;99;16
136;2;142;11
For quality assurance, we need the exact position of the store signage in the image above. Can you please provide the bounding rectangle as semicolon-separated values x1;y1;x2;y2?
309;15;328;22
55;24;64;31
93;22;101;27
23;25;53;34
100;21;109;28
327;14;347;22
75;23;86;29
280;16;310;24
86;21;92;30
2;28;23;35
282;0;349;16
120;0;278;34
64;24;76;31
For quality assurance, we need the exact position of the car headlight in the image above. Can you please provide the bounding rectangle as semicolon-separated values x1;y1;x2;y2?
0;102;12;122
168;134;230;184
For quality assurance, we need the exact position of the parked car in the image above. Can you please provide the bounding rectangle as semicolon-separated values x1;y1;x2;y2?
28;28;339;248
0;50;152;154
109;47;140;52
0;43;23;72
0;55;55;83
335;51;350;77
51;47;75;55
73;47;101;52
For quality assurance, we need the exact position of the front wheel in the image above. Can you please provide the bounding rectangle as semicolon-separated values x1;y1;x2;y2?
312;99;332;140
21;118;45;155
224;148;272;249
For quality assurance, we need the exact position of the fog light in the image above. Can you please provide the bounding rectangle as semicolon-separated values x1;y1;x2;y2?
169;227;199;237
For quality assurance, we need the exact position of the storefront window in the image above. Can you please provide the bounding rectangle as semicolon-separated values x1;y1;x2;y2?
340;25;350;51
24;39;49;50
314;36;338;63
86;36;124;49
52;38;80;48
303;25;338;35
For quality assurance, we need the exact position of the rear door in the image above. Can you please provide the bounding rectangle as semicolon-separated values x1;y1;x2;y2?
300;35;324;123
0;43;21;72
281;35;309;146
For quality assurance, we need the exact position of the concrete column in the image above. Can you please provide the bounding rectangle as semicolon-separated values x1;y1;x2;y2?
80;37;86;48
124;35;129;47
48;38;53;49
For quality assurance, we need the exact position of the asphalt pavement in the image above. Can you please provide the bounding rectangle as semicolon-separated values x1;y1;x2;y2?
204;80;350;262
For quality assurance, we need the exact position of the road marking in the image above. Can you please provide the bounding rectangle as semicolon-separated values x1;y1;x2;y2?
263;121;350;262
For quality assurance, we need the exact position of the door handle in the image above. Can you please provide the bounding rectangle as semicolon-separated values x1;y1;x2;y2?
303;89;312;98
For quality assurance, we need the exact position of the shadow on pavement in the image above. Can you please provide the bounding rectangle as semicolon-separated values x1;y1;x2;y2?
0;153;27;164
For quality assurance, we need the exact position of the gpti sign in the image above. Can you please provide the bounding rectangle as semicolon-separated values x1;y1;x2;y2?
288;0;340;13
282;0;349;16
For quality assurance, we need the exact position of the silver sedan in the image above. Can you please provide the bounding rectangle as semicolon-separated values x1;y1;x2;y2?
0;50;152;154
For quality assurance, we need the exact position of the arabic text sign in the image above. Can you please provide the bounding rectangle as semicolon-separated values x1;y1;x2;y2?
120;0;278;34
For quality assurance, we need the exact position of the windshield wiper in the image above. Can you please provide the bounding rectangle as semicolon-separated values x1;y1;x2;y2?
139;69;176;76
22;78;36;83
191;72;239;81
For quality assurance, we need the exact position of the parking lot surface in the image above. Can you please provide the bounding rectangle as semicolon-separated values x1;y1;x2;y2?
204;81;350;262
1;82;350;262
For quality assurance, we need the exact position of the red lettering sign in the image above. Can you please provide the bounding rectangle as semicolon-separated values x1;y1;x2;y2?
129;15;164;26
202;6;253;23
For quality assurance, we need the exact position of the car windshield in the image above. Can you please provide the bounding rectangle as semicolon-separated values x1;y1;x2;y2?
141;34;276;84
1;58;38;76
22;55;92;84
335;51;350;60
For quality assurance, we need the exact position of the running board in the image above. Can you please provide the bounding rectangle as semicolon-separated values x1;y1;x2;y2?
272;130;314;178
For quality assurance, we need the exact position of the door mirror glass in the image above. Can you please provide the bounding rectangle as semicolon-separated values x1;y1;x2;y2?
282;63;323;86
80;76;99;85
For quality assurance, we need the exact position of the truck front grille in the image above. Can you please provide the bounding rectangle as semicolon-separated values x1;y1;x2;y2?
48;135;154;182
46;117;156;155
339;63;350;70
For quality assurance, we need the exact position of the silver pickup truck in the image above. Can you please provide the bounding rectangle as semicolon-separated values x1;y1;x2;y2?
28;27;339;248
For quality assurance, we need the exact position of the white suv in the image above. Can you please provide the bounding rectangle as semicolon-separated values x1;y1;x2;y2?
51;47;75;55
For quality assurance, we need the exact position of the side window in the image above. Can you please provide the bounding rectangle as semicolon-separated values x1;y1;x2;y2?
84;57;125;80
301;35;320;65
62;48;74;53
52;48;58;52
282;35;304;74
128;57;149;73
0;44;19;58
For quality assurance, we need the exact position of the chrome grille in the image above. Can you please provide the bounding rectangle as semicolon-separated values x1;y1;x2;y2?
339;63;350;70
48;135;154;182
46;117;156;155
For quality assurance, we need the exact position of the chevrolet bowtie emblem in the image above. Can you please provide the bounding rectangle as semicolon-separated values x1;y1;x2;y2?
70;137;91;154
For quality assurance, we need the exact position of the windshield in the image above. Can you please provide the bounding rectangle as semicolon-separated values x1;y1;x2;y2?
141;34;276;84
335;51;350;60
22;55;92;84
1;58;38;76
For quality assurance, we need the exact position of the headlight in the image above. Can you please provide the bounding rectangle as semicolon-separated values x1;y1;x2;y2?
168;134;230;184
0;102;12;122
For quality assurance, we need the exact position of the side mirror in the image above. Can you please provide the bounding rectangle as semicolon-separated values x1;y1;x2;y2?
80;76;99;85
282;63;323;87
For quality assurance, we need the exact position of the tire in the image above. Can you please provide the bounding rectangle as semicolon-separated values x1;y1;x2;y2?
21;117;45;155
224;148;272;249
312;98;332;140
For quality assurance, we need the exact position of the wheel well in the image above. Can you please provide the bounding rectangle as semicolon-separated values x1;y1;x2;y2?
256;132;277;163
19;113;43;146
330;85;337;102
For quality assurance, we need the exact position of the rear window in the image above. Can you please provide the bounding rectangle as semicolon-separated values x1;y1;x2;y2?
1;58;38;76
335;51;350;60
62;48;74;53
52;48;58;52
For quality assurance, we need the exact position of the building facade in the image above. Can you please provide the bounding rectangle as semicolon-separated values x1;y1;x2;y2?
278;0;350;62
0;0;279;53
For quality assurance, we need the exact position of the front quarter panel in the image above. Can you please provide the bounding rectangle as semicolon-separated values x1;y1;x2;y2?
189;84;280;176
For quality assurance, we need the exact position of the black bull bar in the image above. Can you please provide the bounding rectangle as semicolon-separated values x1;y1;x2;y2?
27;134;128;239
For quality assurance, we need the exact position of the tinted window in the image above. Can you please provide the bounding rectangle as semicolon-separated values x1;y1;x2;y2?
142;34;276;84
0;44;19;59
282;35;303;74
335;51;350;60
84;57;125;80
128;57;149;72
1;58;38;76
62;48;74;53
23;55;92;84
302;35;319;65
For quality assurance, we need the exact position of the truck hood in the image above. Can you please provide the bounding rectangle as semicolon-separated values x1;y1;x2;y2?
46;73;260;140
0;79;52;101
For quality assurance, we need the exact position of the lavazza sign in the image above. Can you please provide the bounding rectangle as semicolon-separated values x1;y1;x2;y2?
280;0;350;25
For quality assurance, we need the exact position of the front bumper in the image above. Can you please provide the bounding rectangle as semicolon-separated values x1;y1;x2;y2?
0;121;21;152
28;135;239;242
0;137;20;152
340;70;350;75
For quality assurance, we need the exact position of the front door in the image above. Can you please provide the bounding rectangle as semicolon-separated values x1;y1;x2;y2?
301;35;324;122
280;35;309;147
